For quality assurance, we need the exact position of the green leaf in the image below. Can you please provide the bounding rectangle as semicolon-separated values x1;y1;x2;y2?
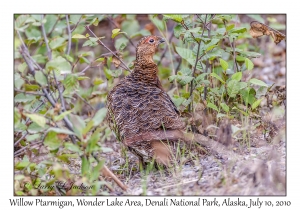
251;98;263;110
226;24;235;31
49;37;66;50
44;131;61;150
15;15;29;29
92;108;107;126
232;106;249;116
240;88;256;105
219;58;228;71
174;24;184;38
149;16;165;31
231;72;242;81
229;27;247;34
91;160;105;182
227;80;240;98
207;102;218;112
175;47;195;66
24;113;46;127
15;93;35;103
245;58;254;70
172;97;185;107
115;36;128;51
54;110;73;122
249;78;268;87
93;78;104;85
47;127;75;135
46;56;71;74
15;75;24;89
44;15;58;34
210;72;225;84
64;142;81;153
111;28;121;38
79;56;90;64
81;156;89;176
163;14;183;23
72;34;87;39
220;102;229;113
26;134;40;142
239;82;247;90
34;71;48;86
247;15;265;23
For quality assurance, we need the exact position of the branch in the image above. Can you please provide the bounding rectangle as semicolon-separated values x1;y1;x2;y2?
189;15;207;112
41;14;52;60
47;16;60;36
92;152;128;191
71;15;83;32
75;93;95;111
18;29;76;144
107;16;136;49
203;21;212;101
85;25;131;72
65;15;72;55
223;20;239;72
14;89;45;96
14;133;28;147
181;21;199;44
52;71;66;112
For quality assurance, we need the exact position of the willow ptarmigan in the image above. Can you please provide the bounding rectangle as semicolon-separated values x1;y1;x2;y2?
107;35;189;166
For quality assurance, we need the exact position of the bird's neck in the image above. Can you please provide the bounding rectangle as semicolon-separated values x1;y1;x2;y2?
131;55;158;83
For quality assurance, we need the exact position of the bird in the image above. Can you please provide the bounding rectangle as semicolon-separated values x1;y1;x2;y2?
106;35;204;167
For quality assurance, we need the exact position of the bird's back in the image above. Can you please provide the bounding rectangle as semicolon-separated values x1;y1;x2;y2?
107;74;184;142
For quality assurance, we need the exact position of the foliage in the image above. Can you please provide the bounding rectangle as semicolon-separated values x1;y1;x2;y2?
14;14;283;195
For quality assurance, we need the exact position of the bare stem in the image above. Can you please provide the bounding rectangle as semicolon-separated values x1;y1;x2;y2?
71;15;82;32
189;15;207;112
18;29;77;144
108;16;136;49
85;25;131;72
41;14;52;60
204;19;212;101
65;15;72;55
223;20;239;72
52;71;66;112
14;89;45;96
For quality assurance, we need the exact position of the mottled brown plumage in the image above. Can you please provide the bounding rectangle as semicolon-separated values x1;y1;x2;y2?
107;35;185;166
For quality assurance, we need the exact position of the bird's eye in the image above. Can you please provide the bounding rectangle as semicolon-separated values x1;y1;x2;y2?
149;39;154;43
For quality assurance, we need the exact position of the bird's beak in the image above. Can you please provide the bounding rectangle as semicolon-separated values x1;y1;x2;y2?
159;38;165;44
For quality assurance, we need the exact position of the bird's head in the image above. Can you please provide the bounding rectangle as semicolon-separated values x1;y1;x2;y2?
136;35;165;61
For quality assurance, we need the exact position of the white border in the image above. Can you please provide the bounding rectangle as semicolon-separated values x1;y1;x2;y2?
3;0;299;209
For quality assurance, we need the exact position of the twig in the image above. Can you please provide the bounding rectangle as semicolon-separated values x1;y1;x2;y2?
47;16;60;36
181;21;199;44
71;15;83;33
38;17;76;142
65;15;72;56
75;93;95;111
52;71;66;112
92;152;128;191
189;15;207;112
203;21;211;101
223;20;239;72
14;89;45;96
157;31;174;66
41;15;52;60
14;133;28;147
107;16;136;49
79;65;91;74
85;25;131;72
